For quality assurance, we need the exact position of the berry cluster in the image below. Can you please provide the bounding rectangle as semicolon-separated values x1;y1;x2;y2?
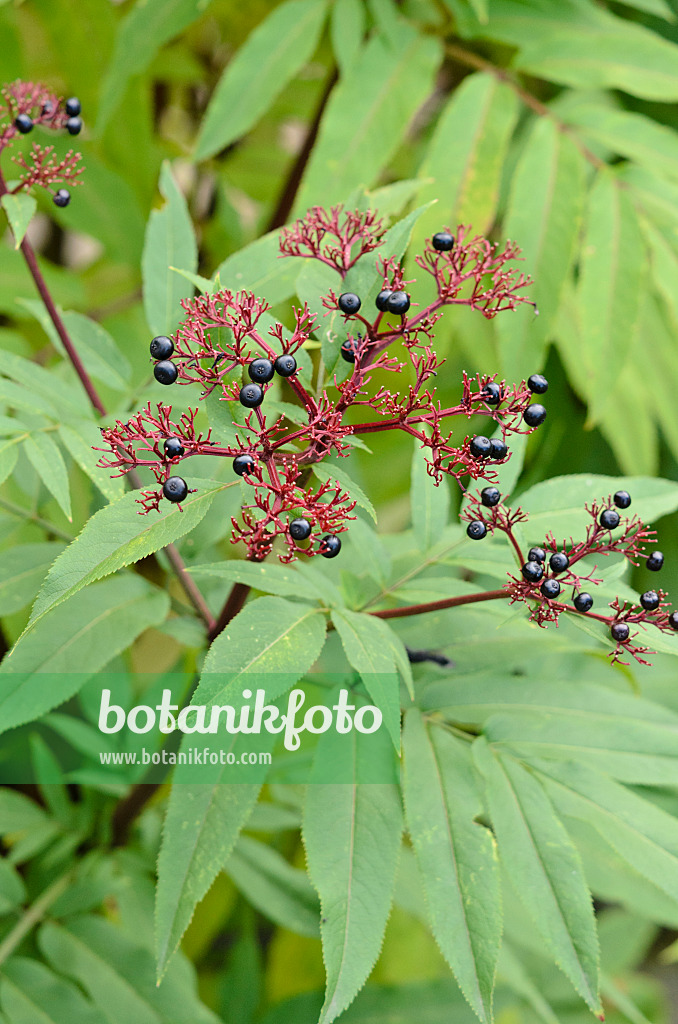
98;207;546;563
0;82;84;208
462;486;677;664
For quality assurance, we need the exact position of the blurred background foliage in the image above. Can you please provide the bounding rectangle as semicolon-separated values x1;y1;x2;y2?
1;0;678;1020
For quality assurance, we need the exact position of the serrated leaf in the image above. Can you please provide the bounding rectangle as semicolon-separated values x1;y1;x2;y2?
294;26;441;212
410;436;449;549
0;957;101;1024
23;431;72;521
0;542;65;615
142;160;198;337
403;712;500;1023
225;835;319;937
415;73;518;244
564;103;678;184
497;118;586;378
214;230;299;306
195;0;329;160
312;462;376;523
58;421;124;502
0;576;170;733
189;559;329;601
1;192;36;248
330;608;401;750
20;479;230;641
473;739;601;1013
303;726;403;1024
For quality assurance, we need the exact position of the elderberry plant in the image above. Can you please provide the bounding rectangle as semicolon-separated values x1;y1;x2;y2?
97;204;678;665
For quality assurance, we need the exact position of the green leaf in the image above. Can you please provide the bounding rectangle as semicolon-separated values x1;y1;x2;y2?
194;0;329;160
497;117;586;378
189;559;330;601
303;727;403;1024
0;344;85;418
312;462;376;523
516;473;678;540
214;230;299;306
576;170;645;424
294;26;441;212
330;0;365;75
1;192;36;249
0;438;18;487
0;957;100;1024
473;739;601;1014
0;542;65;615
21;478;230;640
410;437;449;550
23;432;72;521
58;421;124;502
142;160;198;337
97;0;213;132
0;789;49;832
402;712;500;1023
564;103;678;184
40;916;221;1024
415;73;518;243
0;576;170;733
225;835;319;937
330;608;402;750
612;0;674;18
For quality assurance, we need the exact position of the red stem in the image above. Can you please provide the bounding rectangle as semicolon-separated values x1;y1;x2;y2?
370;588;508;619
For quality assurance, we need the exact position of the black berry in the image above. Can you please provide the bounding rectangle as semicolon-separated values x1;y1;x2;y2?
289;517;312;541
489;438;508;460
163;476;188;503
528;547;546;563
274;354;297;377
541;579;561;600
41;101;54;117
376;290;392;312
386;291;411;315
15;113;33;134
522;560;544;583
154;360;178;385
467;520;487;540
523;404;547;427
319;534;341;558
163;438;185;459
239;383;264;408
613;490;631;509
610;622;630;643
341;338;359;363
527;374;548;394
469;435;491;459
549;551;570;574
150;335;174;360
599;509;620;530
480;486;501;508
338;292;361;315
647;550;665;572
65;97;81;117
233;454;255;476
66;116;83;135
640;590;660;611
53;188;71;208
573;592;593;613
668;611;678;632
481;382;501;405
432;231;455;252
248;358;275;383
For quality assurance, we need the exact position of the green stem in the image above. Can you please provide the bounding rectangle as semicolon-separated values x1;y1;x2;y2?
0;870;72;966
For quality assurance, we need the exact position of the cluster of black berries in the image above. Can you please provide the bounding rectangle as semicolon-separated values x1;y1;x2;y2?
14;96;82;209
238;353;297;407
337;285;412;328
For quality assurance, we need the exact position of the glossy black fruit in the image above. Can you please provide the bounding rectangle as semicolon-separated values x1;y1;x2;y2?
600;509;620;530
528;547;546;563
668;611;678;632
163;438;185;459
154;360;178;385
376;290;392;312
527;373;548;394
53;189;71;208
65;97;81;117
467;520;487;540
248;358;275;383
290;518;312;541
163;476;188;503
319;534;341;558
469;435;491;459
522;560;544;583
613;490;631;509
574;592;594;613
233;454;255;476
481;382;501;405
15;113;33;134
489;438;508;460
549;551;570;574
274;354;297;377
480;486;501;508
338;292;361;315
541;579;561;599
640;590;660;611
239;383;264;408
432;231;455;251
647;550;665;572
610;622;630;643
66;116;83;135
341;338;359;363
386;291;411;315
150;335;174;360
523;404;547;427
